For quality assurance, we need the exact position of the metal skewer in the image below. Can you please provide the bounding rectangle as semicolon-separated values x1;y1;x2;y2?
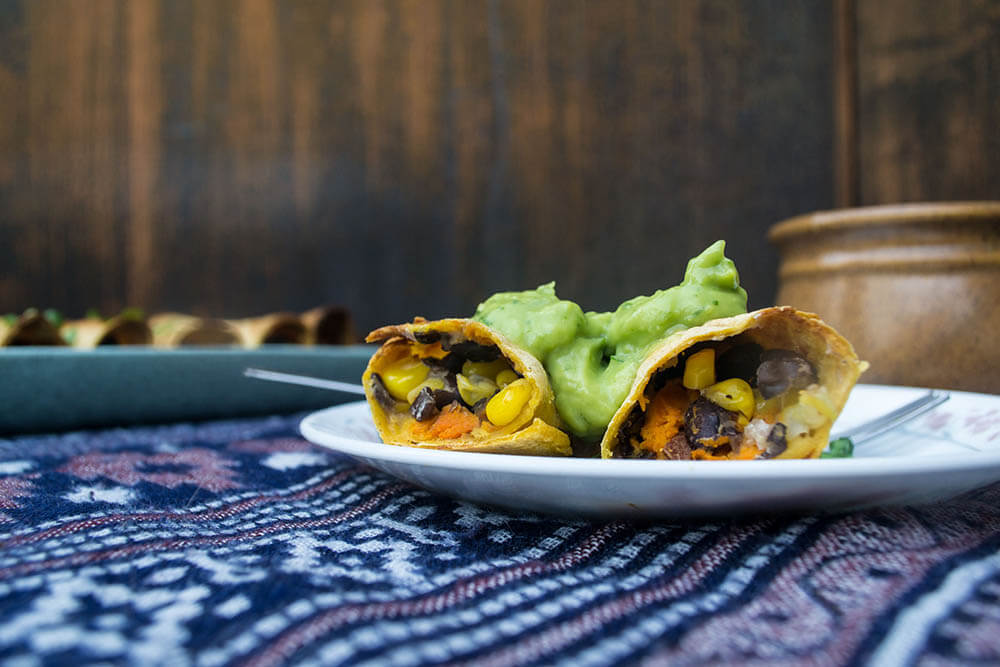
243;367;367;395
830;389;950;444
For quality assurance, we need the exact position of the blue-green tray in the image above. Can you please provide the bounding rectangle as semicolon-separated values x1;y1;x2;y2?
0;345;375;435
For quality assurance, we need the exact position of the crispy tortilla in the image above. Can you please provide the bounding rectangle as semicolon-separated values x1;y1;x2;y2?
0;311;65;346
301;306;354;345
227;313;307;348
364;318;572;456
60;315;152;347
600;307;867;460
149;313;240;347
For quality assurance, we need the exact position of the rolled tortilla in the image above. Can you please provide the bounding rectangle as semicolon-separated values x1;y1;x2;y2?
60;315;152;347
600;307;867;460
149;313;240;347
0;311;65;346
227;313;307;348
301;306;354;345
364;318;572;456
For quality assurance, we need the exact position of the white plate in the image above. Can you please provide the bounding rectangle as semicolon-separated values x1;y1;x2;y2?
299;384;1000;518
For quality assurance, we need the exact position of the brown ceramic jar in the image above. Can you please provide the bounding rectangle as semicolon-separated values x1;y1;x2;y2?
769;202;1000;395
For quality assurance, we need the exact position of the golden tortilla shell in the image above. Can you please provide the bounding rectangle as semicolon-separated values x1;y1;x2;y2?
600;307;868;460
364;318;572;456
149;313;240;347
227;313;307;347
0;311;65;346
60;316;152;347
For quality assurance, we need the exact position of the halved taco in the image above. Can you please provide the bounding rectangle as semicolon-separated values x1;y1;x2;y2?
363;318;572;456
600;307;867;461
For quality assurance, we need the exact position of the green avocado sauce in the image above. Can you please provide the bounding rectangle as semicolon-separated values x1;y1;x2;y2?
472;241;747;439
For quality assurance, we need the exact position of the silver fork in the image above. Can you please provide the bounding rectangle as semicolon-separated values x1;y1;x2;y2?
830;389;950;444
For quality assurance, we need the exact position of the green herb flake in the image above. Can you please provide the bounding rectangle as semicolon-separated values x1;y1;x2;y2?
820;437;854;458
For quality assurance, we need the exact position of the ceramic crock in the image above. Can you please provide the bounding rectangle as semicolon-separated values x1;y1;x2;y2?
769;202;1000;394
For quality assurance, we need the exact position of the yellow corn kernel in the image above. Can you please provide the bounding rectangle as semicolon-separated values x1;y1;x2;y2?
381;357;430;401
703;378;755;419
462;359;510;381
683;349;716;390
406;377;445;404
495;369;519;387
456;373;498;406
485;379;532;426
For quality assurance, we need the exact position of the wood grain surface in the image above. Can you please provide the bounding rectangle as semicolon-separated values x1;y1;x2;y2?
855;0;1000;204
0;0;995;334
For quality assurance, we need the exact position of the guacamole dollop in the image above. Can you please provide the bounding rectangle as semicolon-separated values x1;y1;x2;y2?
472;241;747;438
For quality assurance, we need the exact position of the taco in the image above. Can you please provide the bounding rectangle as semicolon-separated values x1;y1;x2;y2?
600;307;867;461
60;313;152;347
227;313;307;347
0;310;65;346
149;313;240;347
363;318;572;456
301;305;355;345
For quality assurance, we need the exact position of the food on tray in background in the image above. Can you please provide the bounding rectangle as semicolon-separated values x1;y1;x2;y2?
302;305;355;345
149;313;240;347
0;309;65;346
61;309;153;347
600;307;867;460
226;312;308;347
363;318;572;456
0;306;355;348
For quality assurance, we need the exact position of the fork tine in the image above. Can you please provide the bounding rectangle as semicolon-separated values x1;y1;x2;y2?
831;390;950;444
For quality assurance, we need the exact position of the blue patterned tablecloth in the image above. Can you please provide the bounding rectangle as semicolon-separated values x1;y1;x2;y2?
2;414;1000;666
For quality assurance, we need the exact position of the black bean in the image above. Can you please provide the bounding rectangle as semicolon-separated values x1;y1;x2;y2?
662;433;693;460
445;341;501;362
369;373;397;411
409;387;440;421
424;353;464;374
471;397;490;418
413;330;442;344
431;388;461;408
716;342;765;385
684;398;741;451
613;405;645;458
763;422;788;457
756;349;817;399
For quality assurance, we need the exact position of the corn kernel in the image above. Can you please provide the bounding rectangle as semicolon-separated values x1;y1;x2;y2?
683;349;716;390
381;357;430;401
456;373;498;406
703;378;755;419
406;376;445;404
485;379;532;426
495;369;519;387
462;359;510;381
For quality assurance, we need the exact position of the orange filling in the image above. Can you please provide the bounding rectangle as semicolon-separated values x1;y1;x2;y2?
412;402;478;440
634;381;764;460
634;383;691;458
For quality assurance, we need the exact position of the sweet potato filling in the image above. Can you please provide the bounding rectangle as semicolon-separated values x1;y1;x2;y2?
369;334;530;440
615;338;827;460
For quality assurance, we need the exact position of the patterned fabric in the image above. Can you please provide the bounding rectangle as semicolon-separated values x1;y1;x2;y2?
2;415;1000;666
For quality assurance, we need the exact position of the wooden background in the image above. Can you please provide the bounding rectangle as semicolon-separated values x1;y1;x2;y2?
0;0;997;335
